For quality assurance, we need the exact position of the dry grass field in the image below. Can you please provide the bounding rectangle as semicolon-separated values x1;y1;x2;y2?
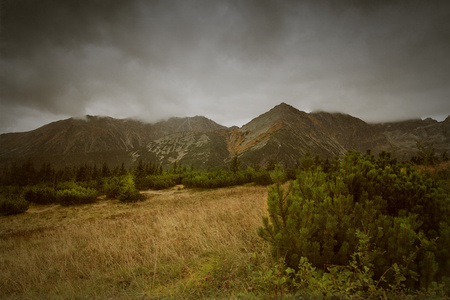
0;185;272;299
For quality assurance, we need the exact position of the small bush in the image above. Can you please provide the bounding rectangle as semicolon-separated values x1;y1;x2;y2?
103;176;123;198
78;180;103;192
0;194;29;215
103;175;144;202
56;185;98;206
118;188;143;202
151;177;174;190
182;170;254;189
56;181;79;190
24;185;57;205
252;171;273;186
117;175;144;202
142;175;177;190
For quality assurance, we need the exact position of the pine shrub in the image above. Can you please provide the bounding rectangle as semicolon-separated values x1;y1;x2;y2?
24;185;57;204
258;151;449;293
103;176;123;198
117;175;144;202
148;175;176;190
0;193;29;215
56;185;98;206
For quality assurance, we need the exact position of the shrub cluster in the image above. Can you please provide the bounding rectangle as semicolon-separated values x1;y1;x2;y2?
117;175;144;202
0;193;29;216
103;176;123;199
136;174;178;190
103;175;144;202
258;151;450;295
182;169;275;189
56;185;98;206
24;185;57;204
182;170;248;189
16;182;100;207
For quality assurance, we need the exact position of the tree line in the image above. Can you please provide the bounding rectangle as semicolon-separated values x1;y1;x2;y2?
0;155;279;214
0;151;445;217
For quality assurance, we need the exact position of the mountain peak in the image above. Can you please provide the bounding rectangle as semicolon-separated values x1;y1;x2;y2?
259;102;308;123
239;102;309;133
271;102;299;113
274;102;292;108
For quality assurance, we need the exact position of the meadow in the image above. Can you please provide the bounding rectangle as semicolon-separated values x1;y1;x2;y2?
0;185;271;299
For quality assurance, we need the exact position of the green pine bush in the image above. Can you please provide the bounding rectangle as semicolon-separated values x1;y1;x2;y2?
148;175;176;190
117;175;144;202
24;185;57;204
258;151;449;294
0;193;29;215
56;184;98;206
103;176;123;199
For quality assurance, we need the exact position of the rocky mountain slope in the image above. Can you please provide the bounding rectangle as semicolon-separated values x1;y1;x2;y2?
226;104;393;167
0;115;226;168
0;103;448;169
372;116;450;159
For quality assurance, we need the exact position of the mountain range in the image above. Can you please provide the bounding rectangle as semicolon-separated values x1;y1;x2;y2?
0;103;448;169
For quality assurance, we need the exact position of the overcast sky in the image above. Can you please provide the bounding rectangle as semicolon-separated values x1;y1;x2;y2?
1;0;449;133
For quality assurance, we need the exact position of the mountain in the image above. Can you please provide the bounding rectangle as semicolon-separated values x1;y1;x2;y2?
372;116;450;159
0;115;226;168
227;103;392;167
0;103;448;169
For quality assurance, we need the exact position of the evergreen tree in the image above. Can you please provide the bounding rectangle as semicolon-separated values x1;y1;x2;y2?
118;162;127;176
416;141;437;165
230;154;240;173
91;164;100;180
135;160;145;179
266;159;276;171
21;159;37;186
102;162;111;178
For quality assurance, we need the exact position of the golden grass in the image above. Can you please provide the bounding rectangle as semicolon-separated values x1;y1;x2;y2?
0;185;270;299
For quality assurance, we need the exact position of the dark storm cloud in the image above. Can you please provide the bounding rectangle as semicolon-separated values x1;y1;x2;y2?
1;0;449;133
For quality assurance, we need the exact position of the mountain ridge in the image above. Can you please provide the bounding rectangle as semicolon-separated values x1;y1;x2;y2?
0;103;448;169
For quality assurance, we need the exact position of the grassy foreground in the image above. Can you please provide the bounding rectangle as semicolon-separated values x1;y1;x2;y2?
0;185;272;299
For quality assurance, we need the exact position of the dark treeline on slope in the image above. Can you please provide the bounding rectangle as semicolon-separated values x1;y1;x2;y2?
0;138;446;188
0;160;161;213
0;160;163;187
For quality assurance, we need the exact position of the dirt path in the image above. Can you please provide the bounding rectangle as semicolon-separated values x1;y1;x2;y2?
140;185;185;197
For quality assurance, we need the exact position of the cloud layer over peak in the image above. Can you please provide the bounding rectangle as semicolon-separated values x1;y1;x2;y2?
1;0;449;133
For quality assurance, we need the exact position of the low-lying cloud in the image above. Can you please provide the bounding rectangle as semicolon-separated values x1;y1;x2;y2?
1;0;449;133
